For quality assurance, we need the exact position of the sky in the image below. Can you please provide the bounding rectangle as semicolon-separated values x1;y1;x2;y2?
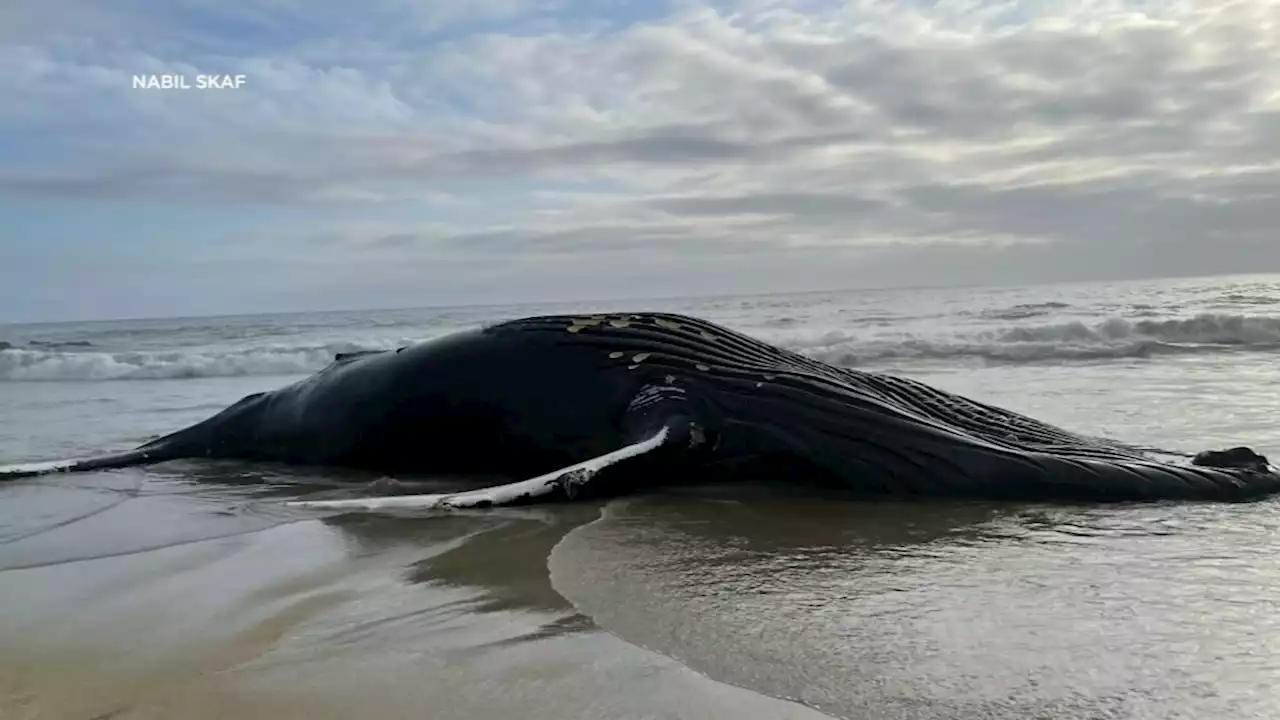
1;0;1278;322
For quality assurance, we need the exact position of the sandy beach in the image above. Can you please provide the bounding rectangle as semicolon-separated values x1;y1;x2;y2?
0;477;829;720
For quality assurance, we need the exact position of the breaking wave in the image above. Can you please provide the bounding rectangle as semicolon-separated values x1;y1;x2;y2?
1212;293;1280;307
0;340;410;381
791;313;1280;365
980;301;1073;321
2;313;1279;380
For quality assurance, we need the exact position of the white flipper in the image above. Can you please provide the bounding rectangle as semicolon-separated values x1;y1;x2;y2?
285;426;671;512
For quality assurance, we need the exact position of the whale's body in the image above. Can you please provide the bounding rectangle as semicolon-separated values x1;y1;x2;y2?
3;312;1276;510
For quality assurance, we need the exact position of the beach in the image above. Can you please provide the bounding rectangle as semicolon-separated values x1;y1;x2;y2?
5;274;1280;718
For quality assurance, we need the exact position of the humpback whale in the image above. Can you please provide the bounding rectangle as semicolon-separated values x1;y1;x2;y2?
2;312;1277;511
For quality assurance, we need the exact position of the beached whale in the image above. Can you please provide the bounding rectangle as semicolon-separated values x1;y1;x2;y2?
1;312;1276;510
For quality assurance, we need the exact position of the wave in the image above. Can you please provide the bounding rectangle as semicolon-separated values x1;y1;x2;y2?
0;340;409;381
2;313;1278;381
26;340;94;349
791;313;1280;365
1212;293;1280;307
980;301;1073;320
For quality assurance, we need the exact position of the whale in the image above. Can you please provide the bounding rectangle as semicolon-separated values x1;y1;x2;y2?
2;311;1277;511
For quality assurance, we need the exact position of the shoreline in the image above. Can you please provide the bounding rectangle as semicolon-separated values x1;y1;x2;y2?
0;496;830;720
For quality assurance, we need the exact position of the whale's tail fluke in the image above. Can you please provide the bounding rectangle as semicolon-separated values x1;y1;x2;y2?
0;393;261;483
0;446;173;481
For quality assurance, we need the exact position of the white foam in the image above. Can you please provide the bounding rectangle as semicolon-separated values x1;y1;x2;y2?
776;313;1280;365
4;313;1280;382
0;340;412;381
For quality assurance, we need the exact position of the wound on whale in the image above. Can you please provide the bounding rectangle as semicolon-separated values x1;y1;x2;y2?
2;312;1277;511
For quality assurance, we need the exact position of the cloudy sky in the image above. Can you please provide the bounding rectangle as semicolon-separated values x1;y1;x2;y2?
1;0;1277;321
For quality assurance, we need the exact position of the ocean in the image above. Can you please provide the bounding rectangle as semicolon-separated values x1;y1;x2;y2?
2;273;1280;719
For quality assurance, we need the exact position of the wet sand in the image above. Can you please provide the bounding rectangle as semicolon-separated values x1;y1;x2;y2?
8;468;1280;719
0;472;829;720
552;494;1280;719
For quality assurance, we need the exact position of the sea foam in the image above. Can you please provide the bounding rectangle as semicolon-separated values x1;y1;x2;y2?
3;313;1279;381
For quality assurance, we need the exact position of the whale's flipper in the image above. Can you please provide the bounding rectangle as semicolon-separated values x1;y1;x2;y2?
0;447;170;481
285;421;694;512
289;380;710;512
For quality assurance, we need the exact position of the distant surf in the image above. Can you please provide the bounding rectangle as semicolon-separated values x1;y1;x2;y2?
0;340;410;381
778;312;1280;365
4;312;1280;381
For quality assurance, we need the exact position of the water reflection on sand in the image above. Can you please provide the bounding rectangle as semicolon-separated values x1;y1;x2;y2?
553;494;1280;719
0;469;830;720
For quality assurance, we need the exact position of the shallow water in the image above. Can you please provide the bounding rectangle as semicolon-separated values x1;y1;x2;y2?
0;495;828;719
4;274;1280;718
554;496;1280;718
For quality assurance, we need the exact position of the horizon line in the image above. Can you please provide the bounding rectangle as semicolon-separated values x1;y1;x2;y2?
3;269;1276;327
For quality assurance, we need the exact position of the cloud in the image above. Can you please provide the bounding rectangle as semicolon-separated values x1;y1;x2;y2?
2;0;1280;319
